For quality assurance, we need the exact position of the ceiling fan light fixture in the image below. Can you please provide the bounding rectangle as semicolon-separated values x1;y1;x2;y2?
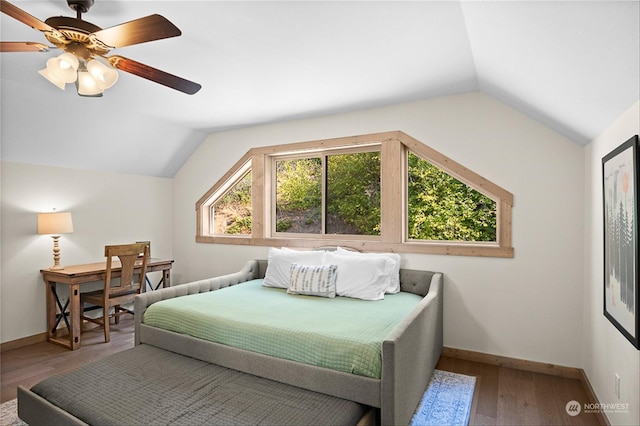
2;0;200;96
46;52;79;84
76;64;103;97
87;59;118;89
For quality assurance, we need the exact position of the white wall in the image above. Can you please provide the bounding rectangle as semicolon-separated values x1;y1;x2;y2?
173;92;585;367
584;100;640;425
0;162;173;343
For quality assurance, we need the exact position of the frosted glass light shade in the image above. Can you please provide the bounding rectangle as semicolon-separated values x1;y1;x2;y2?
37;212;74;235
46;53;79;84
87;59;118;89
38;67;66;90
76;68;103;97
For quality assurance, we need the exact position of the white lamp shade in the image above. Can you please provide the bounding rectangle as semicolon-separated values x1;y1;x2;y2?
37;212;74;235
46;53;79;84
76;68;104;97
87;59;119;90
38;67;66;90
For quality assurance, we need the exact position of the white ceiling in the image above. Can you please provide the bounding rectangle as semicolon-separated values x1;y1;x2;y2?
1;1;639;177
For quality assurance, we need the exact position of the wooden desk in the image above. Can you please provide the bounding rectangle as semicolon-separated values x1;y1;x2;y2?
41;258;174;350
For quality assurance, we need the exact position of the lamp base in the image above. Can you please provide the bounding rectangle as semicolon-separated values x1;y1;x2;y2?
49;235;64;271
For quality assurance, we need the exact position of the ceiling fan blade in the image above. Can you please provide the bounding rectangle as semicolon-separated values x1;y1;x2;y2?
107;55;201;95
0;0;57;32
92;14;181;48
0;41;49;52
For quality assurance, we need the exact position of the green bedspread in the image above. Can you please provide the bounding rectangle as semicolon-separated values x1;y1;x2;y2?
143;279;422;379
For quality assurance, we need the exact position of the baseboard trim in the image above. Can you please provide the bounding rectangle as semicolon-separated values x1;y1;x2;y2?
442;347;582;378
1;332;47;353
579;369;611;426
442;347;609;426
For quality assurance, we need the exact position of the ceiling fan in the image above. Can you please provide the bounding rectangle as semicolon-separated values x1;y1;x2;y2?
0;0;201;96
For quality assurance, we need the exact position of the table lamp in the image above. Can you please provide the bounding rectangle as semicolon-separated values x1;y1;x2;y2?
38;211;74;270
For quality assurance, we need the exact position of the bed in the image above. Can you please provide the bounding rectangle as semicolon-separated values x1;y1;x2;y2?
19;344;370;426
18;250;443;426
135;252;443;425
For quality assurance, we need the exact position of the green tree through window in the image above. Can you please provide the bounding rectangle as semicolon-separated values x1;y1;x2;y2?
274;151;381;235
326;152;380;235
407;152;497;241
212;171;252;235
275;158;322;233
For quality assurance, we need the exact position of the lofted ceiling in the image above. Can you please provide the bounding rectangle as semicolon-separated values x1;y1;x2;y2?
1;1;638;178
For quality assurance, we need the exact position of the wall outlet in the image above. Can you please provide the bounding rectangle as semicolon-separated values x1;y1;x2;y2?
615;373;621;399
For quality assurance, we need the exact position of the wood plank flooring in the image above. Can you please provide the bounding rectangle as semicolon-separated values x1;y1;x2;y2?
1;316;135;403
436;356;604;425
2;320;604;425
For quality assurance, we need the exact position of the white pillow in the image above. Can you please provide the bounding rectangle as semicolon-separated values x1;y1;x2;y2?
324;251;394;300
336;247;401;293
263;247;326;288
287;263;338;298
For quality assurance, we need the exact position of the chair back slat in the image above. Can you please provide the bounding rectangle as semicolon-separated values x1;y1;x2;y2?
104;243;149;299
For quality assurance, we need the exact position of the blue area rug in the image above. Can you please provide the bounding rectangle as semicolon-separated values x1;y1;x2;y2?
411;369;476;426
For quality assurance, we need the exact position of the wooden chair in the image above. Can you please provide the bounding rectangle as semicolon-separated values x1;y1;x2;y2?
81;243;149;343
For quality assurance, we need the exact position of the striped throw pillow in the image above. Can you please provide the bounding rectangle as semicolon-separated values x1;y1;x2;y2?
287;263;338;298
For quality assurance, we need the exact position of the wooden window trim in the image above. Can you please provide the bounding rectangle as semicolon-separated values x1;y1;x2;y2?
196;131;514;258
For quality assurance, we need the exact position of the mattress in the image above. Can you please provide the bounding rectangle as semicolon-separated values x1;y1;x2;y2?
143;279;422;378
30;344;367;426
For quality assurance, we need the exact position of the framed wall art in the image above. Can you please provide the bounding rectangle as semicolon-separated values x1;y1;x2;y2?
602;134;640;349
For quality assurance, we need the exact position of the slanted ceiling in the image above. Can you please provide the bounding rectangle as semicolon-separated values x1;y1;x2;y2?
1;1;638;177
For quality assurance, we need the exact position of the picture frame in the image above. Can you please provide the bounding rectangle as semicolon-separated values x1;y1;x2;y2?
602;134;640;349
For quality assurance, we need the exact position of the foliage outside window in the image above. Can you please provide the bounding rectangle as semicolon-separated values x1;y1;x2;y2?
196;131;514;258
275;158;322;233
407;152;496;242
274;152;381;235
212;171;252;235
326;152;381;235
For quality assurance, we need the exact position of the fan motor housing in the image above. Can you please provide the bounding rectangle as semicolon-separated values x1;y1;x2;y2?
43;16;111;57
67;0;95;14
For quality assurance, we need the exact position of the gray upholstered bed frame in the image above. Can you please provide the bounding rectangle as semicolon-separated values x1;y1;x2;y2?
135;259;443;425
18;259;443;426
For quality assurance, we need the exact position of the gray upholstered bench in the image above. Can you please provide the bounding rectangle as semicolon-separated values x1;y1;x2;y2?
18;344;370;426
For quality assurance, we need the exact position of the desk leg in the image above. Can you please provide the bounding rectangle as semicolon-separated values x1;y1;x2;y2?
162;268;171;288
45;280;57;344
44;281;81;350
68;284;81;350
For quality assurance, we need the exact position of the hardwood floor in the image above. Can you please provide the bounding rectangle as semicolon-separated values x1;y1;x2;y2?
2;321;604;425
436;356;604;425
1;316;135;404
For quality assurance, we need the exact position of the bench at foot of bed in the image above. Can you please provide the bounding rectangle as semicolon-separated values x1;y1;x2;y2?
18;344;372;426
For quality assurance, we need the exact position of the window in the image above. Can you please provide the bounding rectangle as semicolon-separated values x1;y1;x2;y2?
326;151;381;235
275;157;322;233
196;131;514;257
407;152;497;242
212;170;252;235
273;150;381;236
